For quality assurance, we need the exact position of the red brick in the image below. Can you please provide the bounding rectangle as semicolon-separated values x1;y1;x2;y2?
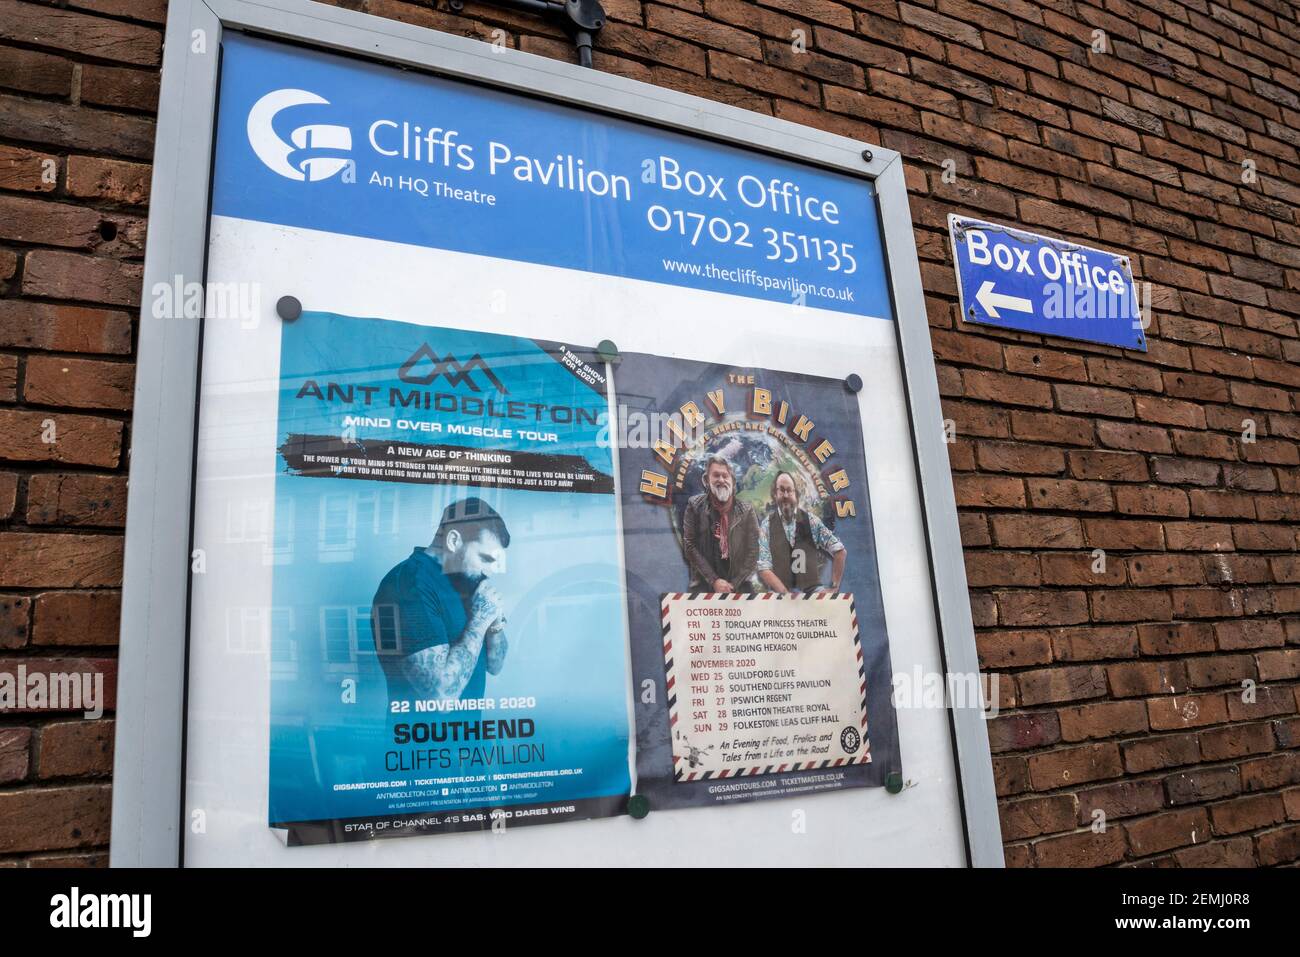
993;755;1030;797
990;514;1083;549
1055;384;1134;418
1126;807;1210;855
1185;653;1256;690
0;410;123;467
1164;370;1228;402
1285;788;1300;821
1147;692;1228;730
1127;554;1204;586
814;26;908;73
0;727;30;784
1109;661;1187;698
1150;456;1220;486
1233;524;1296;550
1075;779;1164;822
966;552;1040;587
1027;742;1124;790
1165;521;1235;551
1199;721;1276;762
1134;395;1206;429
0;302;132;354
0;595;28;650
944;400;1009;438
65;155;151;206
1257;825;1300;865
1000;794;1077;840
1240;752;1300;792
0;354;15;401
710;51;817;103
899;3;983;48
1032;827;1127;867
0;45;74;98
0;93;154;160
80;63;159;112
998;591;1090;628
1188;489;1256;519
1082;519;1163;550
26;474;127;528
0;472;15;522
958;513;990;547
0;0;161;65
1209;793;1286;835
952;474;1026;508
0;143;59;192
0;533;121;588
828;83;922;128
1227;684;1297;722
37;720;114;778
1009;411;1094;446
0;784;111;853
1026;478;1112;511
1171;430;1238;460
764;0;853;30
978;441;1065;475
1017;665;1107;705
1114;485;1189;518
1163;766;1240;805
1171;588;1245;619
1256;649;1300;681
1049;625;1137;662
1058;699;1148;742
1173;837;1254;867
1216;618;1286;650
21;250;143;307
1121;733;1200;773
1137;621;1213;655
23;356;134;411
32;591;120;647
986;711;1061;752
1090;589;1173;623
1096;420;1172;453
1068;450;1148;482
1039;553;1125;587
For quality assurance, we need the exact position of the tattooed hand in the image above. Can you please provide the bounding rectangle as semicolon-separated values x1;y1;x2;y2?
470;581;504;631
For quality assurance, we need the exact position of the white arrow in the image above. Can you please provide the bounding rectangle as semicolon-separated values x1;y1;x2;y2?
975;280;1032;319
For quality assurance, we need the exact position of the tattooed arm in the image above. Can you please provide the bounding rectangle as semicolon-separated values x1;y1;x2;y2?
398;582;503;699
484;620;508;676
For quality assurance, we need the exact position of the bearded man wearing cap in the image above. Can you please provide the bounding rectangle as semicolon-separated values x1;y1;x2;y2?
370;496;511;704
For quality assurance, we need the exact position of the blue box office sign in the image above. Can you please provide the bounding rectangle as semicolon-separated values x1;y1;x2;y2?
948;215;1146;351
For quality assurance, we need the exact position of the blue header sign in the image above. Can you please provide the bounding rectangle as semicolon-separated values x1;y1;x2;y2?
947;215;1146;351
212;34;894;319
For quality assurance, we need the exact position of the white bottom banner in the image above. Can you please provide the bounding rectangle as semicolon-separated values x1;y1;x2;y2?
662;593;870;781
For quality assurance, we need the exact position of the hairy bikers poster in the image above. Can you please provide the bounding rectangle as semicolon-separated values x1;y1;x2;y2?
614;353;901;809
268;312;632;844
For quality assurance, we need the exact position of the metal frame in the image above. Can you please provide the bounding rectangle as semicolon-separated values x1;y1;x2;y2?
113;0;1001;867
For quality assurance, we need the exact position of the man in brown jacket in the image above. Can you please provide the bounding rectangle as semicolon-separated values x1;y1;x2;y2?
681;454;760;593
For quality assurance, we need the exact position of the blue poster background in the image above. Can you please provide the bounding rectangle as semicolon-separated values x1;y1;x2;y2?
268;313;631;837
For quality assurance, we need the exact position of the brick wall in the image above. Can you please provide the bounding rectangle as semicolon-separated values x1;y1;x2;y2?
0;0;1296;866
